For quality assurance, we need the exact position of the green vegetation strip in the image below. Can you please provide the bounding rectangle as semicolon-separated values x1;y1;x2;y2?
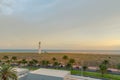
71;70;120;80
22;66;40;70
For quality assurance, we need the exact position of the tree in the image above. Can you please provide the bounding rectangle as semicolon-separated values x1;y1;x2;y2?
11;56;17;65
46;61;50;66
66;63;72;69
6;60;11;64
69;58;75;64
82;65;88;71
99;63;108;77
102;60;109;65
28;61;34;66
52;57;57;62
21;59;27;66
2;56;9;60
28;59;38;66
32;59;38;63
17;61;22;66
0;60;2;64
53;62;59;68
62;55;68;64
11;56;17;61
32;59;38;66
0;64;18;80
117;63;120;72
41;60;46;67
41;60;49;67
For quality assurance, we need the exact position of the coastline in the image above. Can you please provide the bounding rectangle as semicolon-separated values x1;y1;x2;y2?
0;49;120;55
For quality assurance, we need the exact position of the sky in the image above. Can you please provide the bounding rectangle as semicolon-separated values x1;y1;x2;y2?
0;0;120;50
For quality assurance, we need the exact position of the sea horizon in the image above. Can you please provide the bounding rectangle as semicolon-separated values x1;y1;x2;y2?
0;49;120;54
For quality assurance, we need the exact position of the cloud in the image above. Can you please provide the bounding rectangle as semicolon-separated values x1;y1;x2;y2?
0;0;61;15
0;0;16;15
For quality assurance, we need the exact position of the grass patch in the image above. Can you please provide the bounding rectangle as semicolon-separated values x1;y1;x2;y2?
71;70;120;80
21;66;39;71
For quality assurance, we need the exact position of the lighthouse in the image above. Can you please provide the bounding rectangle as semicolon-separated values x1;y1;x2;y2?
38;41;41;54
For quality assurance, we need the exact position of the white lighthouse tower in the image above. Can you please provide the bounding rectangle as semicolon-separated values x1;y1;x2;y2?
38;41;41;54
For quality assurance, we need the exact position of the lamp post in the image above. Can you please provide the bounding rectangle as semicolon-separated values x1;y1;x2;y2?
81;60;84;76
38;41;41;54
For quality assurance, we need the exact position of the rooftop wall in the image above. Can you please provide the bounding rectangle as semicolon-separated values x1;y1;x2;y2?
27;73;63;80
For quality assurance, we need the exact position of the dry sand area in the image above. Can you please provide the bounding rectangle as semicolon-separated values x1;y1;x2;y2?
0;53;120;68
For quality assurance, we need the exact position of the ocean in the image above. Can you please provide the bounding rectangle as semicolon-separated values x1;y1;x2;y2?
0;49;120;54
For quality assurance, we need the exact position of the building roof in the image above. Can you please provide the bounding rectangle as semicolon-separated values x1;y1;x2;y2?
30;68;70;78
14;68;29;78
15;68;28;73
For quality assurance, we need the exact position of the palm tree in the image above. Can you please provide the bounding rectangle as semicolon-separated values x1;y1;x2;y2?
46;61;50;67
21;59;27;66
0;64;18;80
11;56;17;62
2;56;10;64
66;63;72;70
69;58;75;64
11;56;17;65
52;57;57;62
102;60;109;65
28;61;34;66
52;57;57;65
6;60;11;64
41;60;45;67
3;56;9;59
82;65;88;71
0;60;2;64
17;61;22;66
62;55;68;65
66;58;75;69
53;62;59;68
41;60;49;67
117;63;120;72
28;59;38;66
32;59;38;66
99;63;108;77
2;56;9;61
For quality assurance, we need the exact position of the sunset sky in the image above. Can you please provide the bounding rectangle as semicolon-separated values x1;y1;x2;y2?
0;0;120;50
